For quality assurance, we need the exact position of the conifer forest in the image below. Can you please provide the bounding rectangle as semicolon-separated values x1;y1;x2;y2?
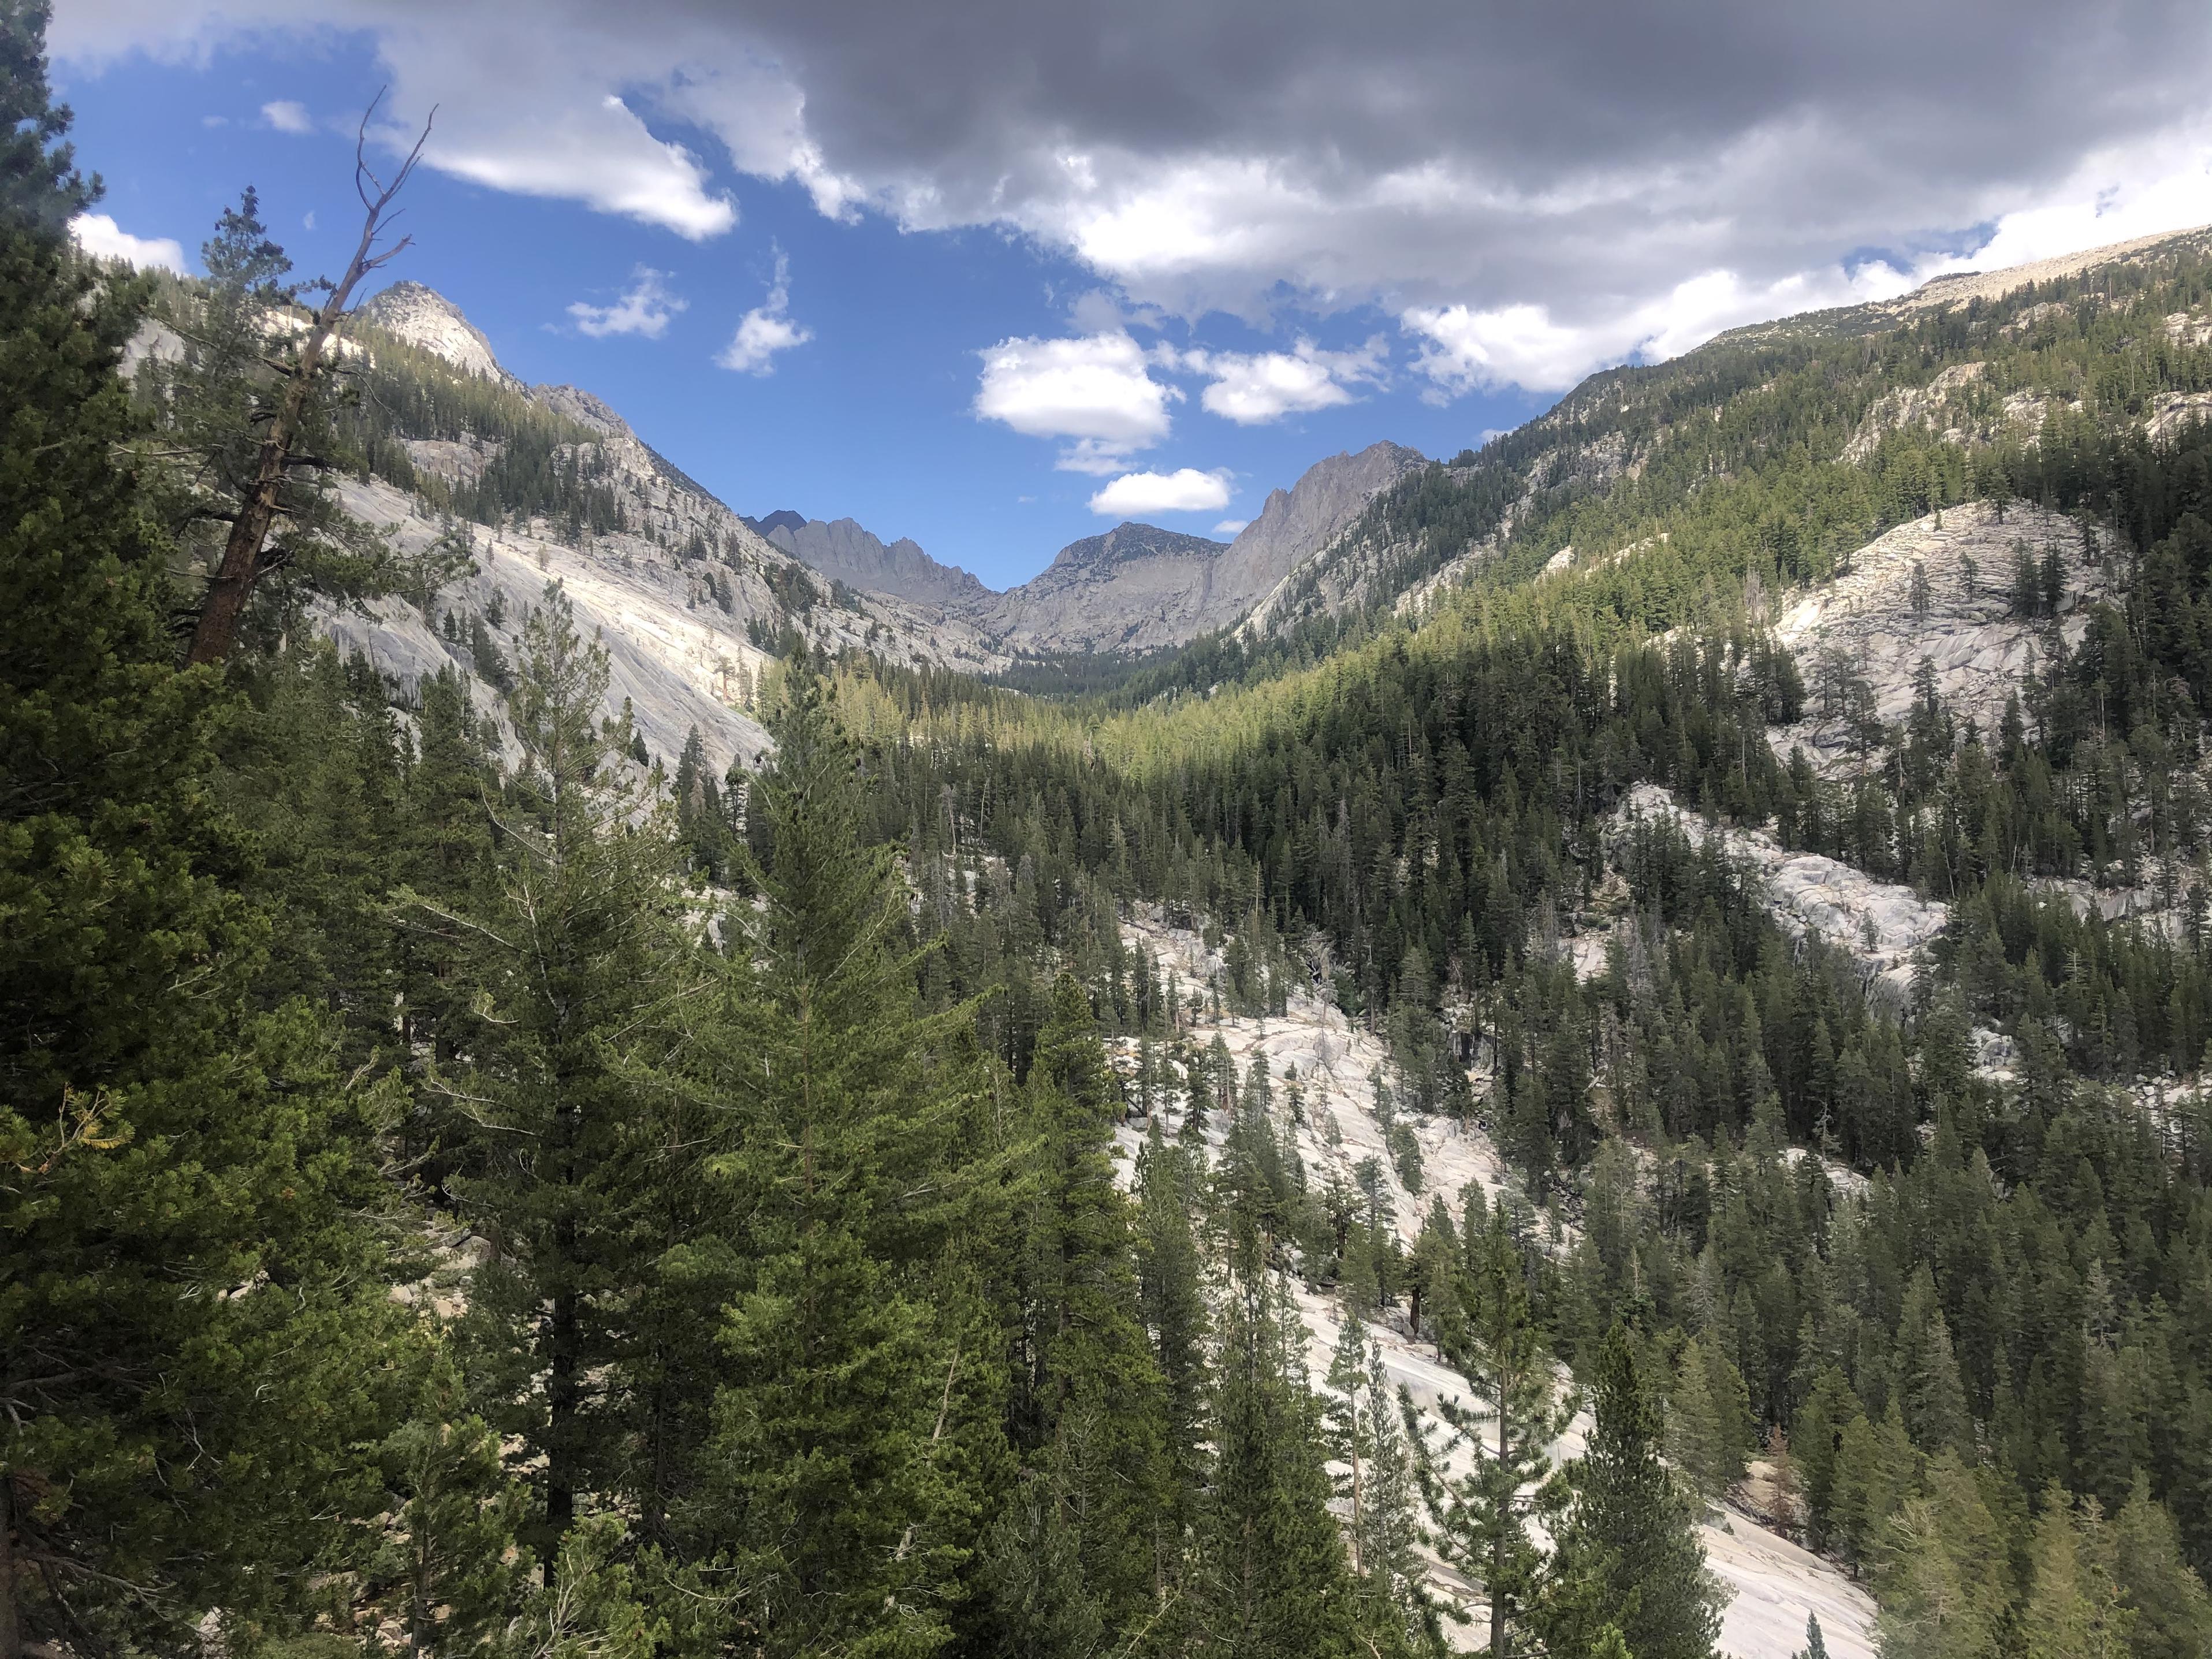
13;4;2212;1657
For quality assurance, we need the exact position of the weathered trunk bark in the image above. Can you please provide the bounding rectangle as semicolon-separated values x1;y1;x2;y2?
1348;1419;1363;1576
411;1513;435;1657
1491;1391;1508;1659
185;99;430;665
1;1472;20;1659
546;1220;579;1574
185;340;330;665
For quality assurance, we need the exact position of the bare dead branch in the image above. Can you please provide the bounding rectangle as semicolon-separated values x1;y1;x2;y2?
184;92;436;665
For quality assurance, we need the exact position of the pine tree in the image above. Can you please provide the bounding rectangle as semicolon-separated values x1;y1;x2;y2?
1543;1327;1722;1659
412;583;699;1561
984;972;1165;1650
1666;1336;1744;1511
1831;1402;1917;1571
1895;1266;1972;1456
1136;1115;1211;1565
2022;1486;2133;1659
368;1356;533;1658
1324;1316;1375;1569
1794;1612;1830;1659
1361;1352;1434;1651
2109;1474;2212;1659
3;10;420;1650
1871;1453;2008;1659
1199;1258;1365;1657
1413;1210;1572;1657
692;653;990;1656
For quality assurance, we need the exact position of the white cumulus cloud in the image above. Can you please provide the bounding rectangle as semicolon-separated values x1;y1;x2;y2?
1088;467;1232;517
437;91;736;241
1172;335;1389;423
1214;518;1249;535
974;332;1181;473
1402;263;1916;396
69;213;187;272
261;99;311;133
717;251;812;373
569;266;685;339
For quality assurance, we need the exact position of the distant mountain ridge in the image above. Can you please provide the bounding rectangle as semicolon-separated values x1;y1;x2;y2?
759;440;1428;657
758;515;990;611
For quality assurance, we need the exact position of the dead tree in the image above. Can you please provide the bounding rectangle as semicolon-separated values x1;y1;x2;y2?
184;92;433;665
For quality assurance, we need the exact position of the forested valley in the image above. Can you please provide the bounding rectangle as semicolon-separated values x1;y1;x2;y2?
14;5;2212;1657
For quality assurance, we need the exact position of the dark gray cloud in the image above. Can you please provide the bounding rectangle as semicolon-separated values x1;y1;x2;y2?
714;0;2202;192
61;0;2212;385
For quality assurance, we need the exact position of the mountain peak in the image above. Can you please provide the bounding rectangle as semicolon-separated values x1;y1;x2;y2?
356;281;509;382
531;383;630;439
1053;522;1230;573
762;514;990;609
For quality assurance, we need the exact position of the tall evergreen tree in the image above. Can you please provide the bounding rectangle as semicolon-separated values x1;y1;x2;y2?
1667;1336;1752;1511
2109;1475;2212;1659
1200;1256;1366;1657
1871;1453;2009;1659
1543;1327;1723;1659
2;8;415;1647
2021;1487;2132;1659
984;973;1167;1649
1135;1116;1210;1565
412;583;698;1561
691;654;992;1657
1413;1211;1573;1657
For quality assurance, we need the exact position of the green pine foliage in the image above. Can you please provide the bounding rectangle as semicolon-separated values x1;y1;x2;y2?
1543;1328;1723;1659
684;652;997;1656
1410;1211;1574;1656
27;1;2212;1650
1;11;425;1650
1196;1257;1368;1658
404;583;701;1558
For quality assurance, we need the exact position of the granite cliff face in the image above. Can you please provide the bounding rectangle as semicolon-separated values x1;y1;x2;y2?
1206;440;1426;633
355;281;515;385
299;283;1005;769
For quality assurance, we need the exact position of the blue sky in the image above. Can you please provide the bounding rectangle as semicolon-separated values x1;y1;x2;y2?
53;2;2212;590
55;32;1548;589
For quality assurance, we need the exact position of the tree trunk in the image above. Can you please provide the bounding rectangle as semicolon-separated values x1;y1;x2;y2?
185;100;430;665
1;1471;20;1659
185;350;327;665
1348;1419;1363;1576
1491;1391;1508;1659
547;1274;578;1569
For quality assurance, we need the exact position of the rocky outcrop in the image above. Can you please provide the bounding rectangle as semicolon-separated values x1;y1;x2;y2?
976;522;1232;654
322;477;774;779
1107;903;1880;1657
764;516;989;610
356;280;515;385
309;282;1011;761
1769;500;2110;772
1617;784;1948;1007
